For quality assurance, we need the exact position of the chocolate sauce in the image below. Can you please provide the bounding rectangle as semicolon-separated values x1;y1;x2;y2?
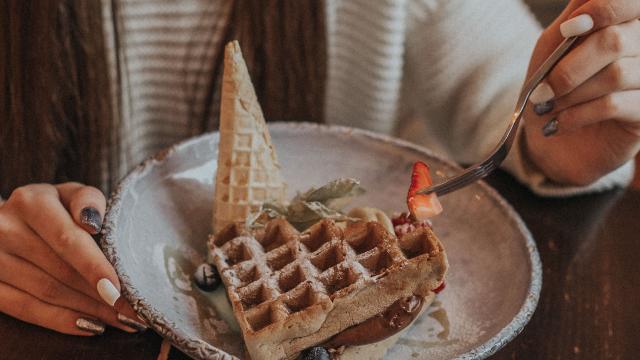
323;295;424;348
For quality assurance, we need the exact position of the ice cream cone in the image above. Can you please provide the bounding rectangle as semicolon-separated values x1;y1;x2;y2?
213;41;287;231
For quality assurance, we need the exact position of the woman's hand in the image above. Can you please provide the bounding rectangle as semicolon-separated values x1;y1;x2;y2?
524;0;640;186
0;183;146;335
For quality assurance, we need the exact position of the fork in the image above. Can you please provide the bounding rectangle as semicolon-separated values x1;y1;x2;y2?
418;36;580;197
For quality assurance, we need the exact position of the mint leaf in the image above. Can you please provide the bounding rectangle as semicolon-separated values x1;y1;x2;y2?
251;178;366;231
302;178;365;203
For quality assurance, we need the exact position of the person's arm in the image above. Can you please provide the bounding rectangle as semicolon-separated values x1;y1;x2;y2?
402;0;634;196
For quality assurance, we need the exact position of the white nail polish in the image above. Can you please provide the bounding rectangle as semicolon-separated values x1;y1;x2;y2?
97;278;120;307
530;82;555;104
560;14;594;38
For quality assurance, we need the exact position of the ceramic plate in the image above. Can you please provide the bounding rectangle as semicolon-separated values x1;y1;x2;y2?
102;123;541;360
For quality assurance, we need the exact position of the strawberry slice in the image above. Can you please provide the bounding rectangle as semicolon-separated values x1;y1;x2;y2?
407;161;443;220
432;281;446;294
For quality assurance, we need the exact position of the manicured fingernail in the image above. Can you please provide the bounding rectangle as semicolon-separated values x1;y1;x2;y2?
530;83;555;104
560;14;594;38
97;278;120;307
533;101;554;116
117;313;148;332
76;318;105;335
80;207;102;234
542;118;559;137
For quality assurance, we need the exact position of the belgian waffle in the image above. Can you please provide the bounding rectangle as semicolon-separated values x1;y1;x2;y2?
208;218;448;360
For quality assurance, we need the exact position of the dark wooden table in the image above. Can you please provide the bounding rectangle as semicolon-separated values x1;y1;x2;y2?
2;170;639;360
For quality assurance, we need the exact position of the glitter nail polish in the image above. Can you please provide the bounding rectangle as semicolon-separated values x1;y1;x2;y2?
76;318;105;335
533;101;554;116
80;207;102;234
542;118;559;137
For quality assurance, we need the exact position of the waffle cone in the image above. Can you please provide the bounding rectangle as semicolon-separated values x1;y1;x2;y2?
213;41;287;232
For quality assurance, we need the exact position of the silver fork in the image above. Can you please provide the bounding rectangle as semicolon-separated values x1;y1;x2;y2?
418;36;580;197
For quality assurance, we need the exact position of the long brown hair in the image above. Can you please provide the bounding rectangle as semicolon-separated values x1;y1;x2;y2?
1;1;326;198
0;0;112;198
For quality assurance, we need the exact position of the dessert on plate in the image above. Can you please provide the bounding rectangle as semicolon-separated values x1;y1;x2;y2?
202;41;448;360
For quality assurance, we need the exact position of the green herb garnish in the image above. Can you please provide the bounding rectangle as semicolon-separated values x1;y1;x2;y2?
246;178;365;231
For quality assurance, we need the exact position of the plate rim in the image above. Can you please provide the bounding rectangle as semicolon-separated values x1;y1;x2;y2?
101;122;542;360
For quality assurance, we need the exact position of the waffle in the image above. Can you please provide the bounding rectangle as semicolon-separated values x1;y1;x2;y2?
208;218;448;360
213;41;287;232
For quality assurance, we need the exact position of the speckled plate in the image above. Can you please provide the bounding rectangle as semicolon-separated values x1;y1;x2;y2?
101;123;541;360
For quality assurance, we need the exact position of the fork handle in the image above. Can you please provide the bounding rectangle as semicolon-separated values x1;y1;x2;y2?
516;36;579;115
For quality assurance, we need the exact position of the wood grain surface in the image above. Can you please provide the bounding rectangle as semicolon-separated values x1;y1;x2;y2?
2;170;639;360
487;172;640;360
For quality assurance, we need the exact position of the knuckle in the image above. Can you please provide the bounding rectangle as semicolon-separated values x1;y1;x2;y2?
9;186;35;206
602;94;622;117
601;26;626;56
8;184;56;208
54;228;83;249
590;1;620;25
551;66;576;93
40;279;61;301
606;61;626;89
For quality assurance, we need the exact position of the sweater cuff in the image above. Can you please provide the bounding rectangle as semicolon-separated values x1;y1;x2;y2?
502;127;635;197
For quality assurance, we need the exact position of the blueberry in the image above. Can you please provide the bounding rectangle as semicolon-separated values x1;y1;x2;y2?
193;263;221;291
300;346;330;360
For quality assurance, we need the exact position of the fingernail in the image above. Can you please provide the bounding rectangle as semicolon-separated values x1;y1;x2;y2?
542;118;559;137
530;83;555;104
533;101;554;116
97;278;120;307
117;313;148;332
80;207;102;234
560;14;594;38
76;318;105;335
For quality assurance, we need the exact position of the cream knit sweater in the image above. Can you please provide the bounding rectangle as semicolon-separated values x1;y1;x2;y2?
101;0;634;196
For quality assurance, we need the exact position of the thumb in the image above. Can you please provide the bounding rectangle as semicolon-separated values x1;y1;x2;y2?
56;182;107;235
55;182;144;323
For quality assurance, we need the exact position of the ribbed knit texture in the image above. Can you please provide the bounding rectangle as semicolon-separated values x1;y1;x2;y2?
102;0;633;196
102;0;232;190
